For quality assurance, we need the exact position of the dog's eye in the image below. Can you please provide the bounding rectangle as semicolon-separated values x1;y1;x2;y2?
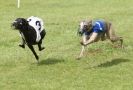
88;23;92;27
20;22;22;25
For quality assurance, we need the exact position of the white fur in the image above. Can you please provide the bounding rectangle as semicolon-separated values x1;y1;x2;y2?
80;22;84;31
27;16;44;42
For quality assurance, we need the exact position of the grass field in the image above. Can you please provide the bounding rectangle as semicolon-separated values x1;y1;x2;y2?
0;0;133;90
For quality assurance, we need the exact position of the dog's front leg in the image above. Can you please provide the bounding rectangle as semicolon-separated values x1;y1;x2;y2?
77;34;87;59
19;33;25;48
84;32;98;45
27;44;39;62
78;32;98;60
77;45;86;59
19;38;25;48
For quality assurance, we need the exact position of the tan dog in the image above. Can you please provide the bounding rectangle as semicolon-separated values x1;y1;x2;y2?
77;19;123;59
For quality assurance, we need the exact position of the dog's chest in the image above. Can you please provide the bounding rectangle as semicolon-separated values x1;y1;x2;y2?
20;32;26;42
19;28;37;44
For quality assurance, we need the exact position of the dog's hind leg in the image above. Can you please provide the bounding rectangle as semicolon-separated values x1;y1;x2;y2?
38;29;46;51
40;29;46;39
106;23;123;48
27;44;39;61
38;41;45;51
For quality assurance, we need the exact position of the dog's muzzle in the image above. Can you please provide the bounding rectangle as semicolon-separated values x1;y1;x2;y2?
77;28;86;36
78;31;83;36
11;21;18;29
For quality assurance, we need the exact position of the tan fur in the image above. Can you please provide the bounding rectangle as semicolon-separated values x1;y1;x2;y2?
77;20;123;59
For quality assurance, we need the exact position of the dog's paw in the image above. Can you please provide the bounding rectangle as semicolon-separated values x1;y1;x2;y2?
19;44;25;48
39;47;45;51
76;57;81;60
80;41;84;45
80;42;86;46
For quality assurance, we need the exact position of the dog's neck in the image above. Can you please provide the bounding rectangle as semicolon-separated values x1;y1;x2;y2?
86;28;92;33
19;25;29;32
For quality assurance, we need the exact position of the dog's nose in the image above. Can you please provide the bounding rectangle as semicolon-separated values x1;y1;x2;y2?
79;31;83;34
12;21;17;26
11;21;17;28
11;22;15;27
77;30;83;36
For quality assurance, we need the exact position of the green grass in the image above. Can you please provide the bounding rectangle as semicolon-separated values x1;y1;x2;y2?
0;0;133;90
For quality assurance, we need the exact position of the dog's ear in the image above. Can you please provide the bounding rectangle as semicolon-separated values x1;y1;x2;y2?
21;18;29;26
87;20;92;26
86;20;93;30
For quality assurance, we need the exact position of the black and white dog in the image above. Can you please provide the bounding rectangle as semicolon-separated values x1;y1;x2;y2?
12;16;46;62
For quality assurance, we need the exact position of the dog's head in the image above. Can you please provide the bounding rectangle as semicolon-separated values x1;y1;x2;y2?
78;20;92;36
12;18;29;30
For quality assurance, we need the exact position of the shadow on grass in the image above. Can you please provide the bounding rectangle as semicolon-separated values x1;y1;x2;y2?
97;58;130;68
85;49;103;56
39;58;65;65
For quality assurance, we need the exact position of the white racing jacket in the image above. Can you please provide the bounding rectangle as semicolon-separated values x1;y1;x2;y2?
27;16;44;42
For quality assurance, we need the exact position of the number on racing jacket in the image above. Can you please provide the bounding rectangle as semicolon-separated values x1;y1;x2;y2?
36;21;41;31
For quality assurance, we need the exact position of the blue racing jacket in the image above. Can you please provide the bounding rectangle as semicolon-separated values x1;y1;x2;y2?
85;20;106;35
